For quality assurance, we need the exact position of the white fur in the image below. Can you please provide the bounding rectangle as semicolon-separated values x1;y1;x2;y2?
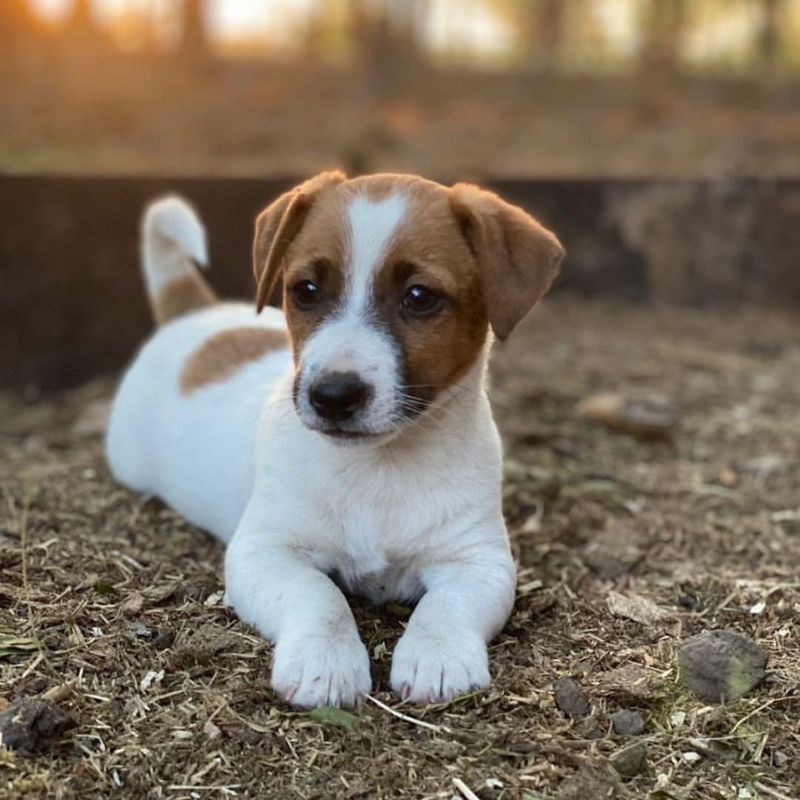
108;191;517;709
107;303;290;542
346;192;407;313
141;195;209;296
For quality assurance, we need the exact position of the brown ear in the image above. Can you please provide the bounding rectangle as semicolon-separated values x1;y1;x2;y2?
450;183;564;340
253;170;346;312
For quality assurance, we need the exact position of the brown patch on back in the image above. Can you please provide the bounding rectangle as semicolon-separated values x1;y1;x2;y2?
180;326;287;394
153;273;217;326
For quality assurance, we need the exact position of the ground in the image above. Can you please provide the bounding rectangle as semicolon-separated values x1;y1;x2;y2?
1;298;799;800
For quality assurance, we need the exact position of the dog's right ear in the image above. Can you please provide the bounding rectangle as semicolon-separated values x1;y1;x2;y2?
253;170;346;312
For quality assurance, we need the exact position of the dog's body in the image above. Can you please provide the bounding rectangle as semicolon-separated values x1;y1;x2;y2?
107;301;288;541
107;173;563;708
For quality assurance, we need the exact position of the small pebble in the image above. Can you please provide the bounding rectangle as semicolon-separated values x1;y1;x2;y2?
677;593;701;611
576;390;674;439
678;629;767;703
582;523;644;579
151;629;175;651
574;718;604;739
0;698;73;753
127;622;153;639
610;709;645;736
557;766;618;800
553;678;590;719
611;740;647;779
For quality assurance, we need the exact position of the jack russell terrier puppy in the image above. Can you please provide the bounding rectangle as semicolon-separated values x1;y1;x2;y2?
107;172;564;708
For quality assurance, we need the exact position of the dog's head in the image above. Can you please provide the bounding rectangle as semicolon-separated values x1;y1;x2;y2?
253;172;563;443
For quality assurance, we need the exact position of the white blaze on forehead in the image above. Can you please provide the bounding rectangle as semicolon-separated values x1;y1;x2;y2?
345;192;407;314
295;191;407;435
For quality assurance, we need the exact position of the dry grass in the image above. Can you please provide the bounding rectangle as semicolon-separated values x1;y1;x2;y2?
1;299;799;799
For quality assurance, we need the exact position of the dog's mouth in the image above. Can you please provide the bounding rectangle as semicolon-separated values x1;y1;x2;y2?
322;427;379;441
314;425;403;447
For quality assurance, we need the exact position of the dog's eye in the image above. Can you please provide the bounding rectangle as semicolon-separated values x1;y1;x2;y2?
291;280;321;308
402;285;443;317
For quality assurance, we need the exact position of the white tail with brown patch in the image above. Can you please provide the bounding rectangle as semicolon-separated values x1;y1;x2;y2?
141;196;216;325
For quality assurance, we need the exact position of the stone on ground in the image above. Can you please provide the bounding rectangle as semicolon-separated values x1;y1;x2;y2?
678;629;767;703
611;740;647;779
0;698;73;753
554;677;591;718
611;708;646;736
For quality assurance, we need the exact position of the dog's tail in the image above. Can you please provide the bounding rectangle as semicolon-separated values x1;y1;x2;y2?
140;195;217;326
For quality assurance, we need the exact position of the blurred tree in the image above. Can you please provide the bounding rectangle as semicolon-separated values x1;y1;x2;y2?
61;0;114;59
349;0;428;78
0;0;34;31
758;0;785;70
304;0;326;58
180;0;210;59
0;0;37;62
115;1;160;54
388;0;429;61
537;0;564;71
349;0;390;90
639;0;685;78
67;0;93;30
502;0;573;73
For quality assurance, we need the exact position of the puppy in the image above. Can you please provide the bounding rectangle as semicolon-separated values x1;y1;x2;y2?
107;172;563;708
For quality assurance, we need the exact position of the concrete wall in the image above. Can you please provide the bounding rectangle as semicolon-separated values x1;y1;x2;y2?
1;175;798;390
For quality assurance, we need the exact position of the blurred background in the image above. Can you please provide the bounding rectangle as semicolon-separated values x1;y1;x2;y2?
2;0;800;390
2;0;800;177
3;10;800;799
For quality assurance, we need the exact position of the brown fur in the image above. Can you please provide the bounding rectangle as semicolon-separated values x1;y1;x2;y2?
367;178;490;404
153;274;217;327
253;171;346;313
280;186;351;360
180;326;287;394
450;183;565;341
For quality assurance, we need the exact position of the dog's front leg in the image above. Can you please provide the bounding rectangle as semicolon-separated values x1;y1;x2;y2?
226;529;371;708
390;543;515;704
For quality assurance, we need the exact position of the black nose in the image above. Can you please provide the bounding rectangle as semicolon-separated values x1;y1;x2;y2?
309;371;372;422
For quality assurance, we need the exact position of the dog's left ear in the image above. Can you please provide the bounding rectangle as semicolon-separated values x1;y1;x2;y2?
450;183;564;341
253;170;346;312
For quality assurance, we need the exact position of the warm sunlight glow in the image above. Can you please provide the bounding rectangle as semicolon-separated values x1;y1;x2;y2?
23;0;793;66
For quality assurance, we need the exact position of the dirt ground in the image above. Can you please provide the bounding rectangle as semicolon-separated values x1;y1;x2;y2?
1;298;799;800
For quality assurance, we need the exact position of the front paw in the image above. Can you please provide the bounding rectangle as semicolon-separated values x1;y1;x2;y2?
390;629;490;704
271;632;372;708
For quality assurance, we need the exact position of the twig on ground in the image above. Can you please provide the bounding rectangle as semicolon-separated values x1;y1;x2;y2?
364;694;452;734
452;777;481;800
754;782;797;800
